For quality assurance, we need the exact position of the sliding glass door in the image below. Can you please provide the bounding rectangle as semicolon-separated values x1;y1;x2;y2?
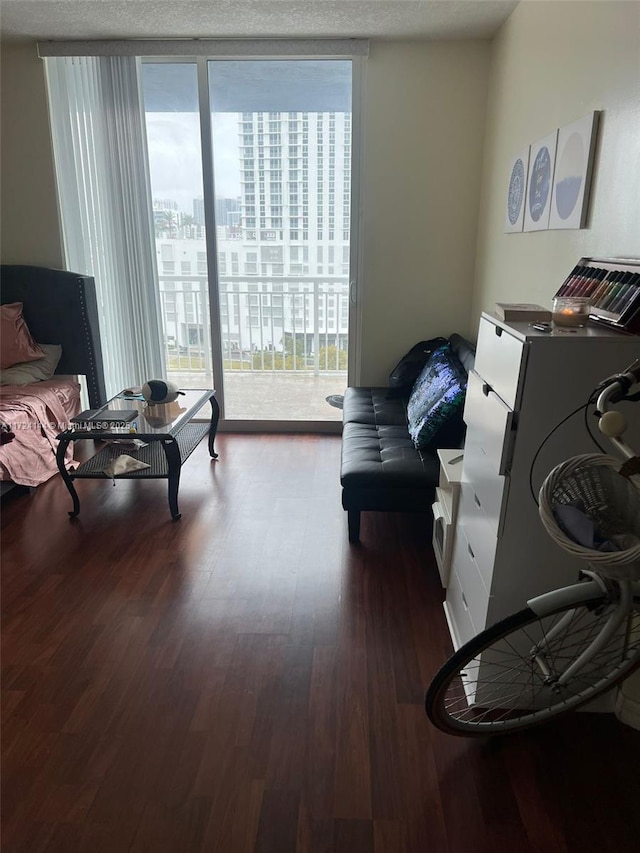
141;57;357;425
208;60;352;421
141;63;213;389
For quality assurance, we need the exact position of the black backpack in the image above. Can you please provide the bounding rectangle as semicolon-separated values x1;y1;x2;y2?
387;337;448;399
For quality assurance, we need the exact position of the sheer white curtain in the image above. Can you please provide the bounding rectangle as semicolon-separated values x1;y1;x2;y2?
45;56;165;397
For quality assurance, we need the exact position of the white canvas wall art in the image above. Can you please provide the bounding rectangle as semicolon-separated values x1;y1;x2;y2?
504;146;530;233
523;130;558;232
549;111;600;230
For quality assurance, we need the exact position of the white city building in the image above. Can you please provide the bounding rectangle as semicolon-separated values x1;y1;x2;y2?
154;109;351;367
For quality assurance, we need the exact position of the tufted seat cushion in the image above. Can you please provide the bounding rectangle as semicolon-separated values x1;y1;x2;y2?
342;387;408;427
341;423;440;489
340;422;440;534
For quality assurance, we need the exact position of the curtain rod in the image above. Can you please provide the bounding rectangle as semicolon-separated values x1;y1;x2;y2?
37;38;369;58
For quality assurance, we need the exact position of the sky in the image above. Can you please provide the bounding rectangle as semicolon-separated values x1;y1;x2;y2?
141;60;351;215
145;112;241;213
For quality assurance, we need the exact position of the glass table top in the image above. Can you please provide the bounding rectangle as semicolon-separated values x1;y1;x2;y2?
65;389;215;438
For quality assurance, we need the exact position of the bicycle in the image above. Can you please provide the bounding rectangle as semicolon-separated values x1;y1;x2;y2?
425;358;640;736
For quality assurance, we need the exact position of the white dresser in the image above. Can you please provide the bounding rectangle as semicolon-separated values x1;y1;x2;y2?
444;312;640;651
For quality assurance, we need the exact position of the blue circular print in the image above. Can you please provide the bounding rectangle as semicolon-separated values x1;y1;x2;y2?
507;158;525;225
529;146;551;222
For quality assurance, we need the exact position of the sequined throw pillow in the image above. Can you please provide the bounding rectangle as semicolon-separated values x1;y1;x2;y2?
407;344;467;450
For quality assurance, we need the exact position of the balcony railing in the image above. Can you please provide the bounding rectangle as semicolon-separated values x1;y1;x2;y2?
158;274;349;380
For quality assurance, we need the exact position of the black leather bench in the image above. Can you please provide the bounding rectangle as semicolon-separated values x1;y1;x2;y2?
340;334;476;542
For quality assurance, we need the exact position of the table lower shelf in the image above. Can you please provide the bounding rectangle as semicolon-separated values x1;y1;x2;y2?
71;423;210;479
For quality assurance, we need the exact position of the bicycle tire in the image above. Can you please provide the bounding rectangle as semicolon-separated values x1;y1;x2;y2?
426;594;640;736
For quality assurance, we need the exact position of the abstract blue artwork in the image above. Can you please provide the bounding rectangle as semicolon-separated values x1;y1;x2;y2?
504;146;530;233
524;130;558;232
549;112;600;230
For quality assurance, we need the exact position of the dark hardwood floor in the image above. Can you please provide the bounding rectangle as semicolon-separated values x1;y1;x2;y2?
2;433;639;852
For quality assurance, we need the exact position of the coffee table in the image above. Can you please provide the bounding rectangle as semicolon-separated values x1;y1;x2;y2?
56;388;219;520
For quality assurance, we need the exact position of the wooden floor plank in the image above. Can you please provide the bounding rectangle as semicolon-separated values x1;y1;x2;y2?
2;433;640;852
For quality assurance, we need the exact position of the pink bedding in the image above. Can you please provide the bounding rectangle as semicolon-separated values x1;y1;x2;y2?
0;377;81;486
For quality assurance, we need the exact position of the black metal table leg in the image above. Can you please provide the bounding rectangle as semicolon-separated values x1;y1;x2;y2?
162;438;182;520
209;394;220;459
56;434;80;518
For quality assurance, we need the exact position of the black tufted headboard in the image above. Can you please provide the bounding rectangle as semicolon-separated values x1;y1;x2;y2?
1;265;107;409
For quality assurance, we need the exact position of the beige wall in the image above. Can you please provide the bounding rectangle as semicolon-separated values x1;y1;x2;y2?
472;1;640;328
358;41;490;384
0;38;491;385
1;41;64;268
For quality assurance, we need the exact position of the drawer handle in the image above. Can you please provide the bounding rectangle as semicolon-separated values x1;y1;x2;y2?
482;382;491;397
474;492;482;509
468;543;475;561
494;326;503;337
462;591;469;610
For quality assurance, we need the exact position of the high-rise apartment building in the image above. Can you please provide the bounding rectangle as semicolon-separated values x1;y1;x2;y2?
193;198;205;227
237;111;351;273
217;109;351;353
154;198;179;211
155;108;352;359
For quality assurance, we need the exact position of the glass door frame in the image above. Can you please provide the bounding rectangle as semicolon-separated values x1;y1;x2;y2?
144;50;365;433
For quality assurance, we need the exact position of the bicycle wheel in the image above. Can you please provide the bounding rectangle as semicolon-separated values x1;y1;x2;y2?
426;593;640;736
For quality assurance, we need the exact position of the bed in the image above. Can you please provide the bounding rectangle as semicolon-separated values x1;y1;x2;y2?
0;265;106;491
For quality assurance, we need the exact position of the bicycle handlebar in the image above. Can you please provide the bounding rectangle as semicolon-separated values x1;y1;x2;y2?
528;356;639;503
626;358;640;382
596;358;640;398
596;358;640;461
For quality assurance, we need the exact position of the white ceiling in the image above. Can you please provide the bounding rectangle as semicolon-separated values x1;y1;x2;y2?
1;1;520;42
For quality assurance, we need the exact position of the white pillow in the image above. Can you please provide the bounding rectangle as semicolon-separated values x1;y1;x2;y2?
0;344;62;385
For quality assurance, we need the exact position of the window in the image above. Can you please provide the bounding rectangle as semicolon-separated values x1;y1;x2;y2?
46;54;358;409
261;246;283;263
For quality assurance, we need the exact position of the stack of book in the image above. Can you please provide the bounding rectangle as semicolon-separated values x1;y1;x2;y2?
494;303;552;322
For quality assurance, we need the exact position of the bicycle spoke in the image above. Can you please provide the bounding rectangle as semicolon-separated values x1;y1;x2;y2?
430;598;640;733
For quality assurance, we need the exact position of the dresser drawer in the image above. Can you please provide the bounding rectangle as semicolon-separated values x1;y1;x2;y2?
449;524;491;633
459;483;498;590
462;371;513;529
462;434;509;535
464;370;514;470
445;564;477;649
474;317;525;410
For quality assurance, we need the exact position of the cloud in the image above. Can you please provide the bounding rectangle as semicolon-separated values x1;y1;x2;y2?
146;112;240;213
